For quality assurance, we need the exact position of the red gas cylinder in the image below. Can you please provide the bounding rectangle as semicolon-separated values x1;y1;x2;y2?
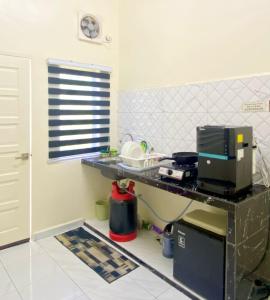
109;181;137;242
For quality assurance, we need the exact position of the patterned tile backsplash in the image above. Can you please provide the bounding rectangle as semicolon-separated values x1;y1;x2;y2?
118;74;270;174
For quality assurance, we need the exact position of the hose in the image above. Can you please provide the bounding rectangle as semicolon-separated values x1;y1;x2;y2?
254;137;270;188
122;186;193;223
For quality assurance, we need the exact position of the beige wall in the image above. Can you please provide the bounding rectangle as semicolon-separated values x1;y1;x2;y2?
0;0;118;233
119;0;270;90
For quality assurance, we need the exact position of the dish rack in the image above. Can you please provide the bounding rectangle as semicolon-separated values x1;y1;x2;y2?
119;153;166;169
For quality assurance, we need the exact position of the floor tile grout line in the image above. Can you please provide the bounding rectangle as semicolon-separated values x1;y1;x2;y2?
38;235;159;300
81;226;172;298
81;226;172;299
39;226;165;300
150;286;172;300
62;225;158;299
37;241;92;300
0;260;24;300
84;222;199;300
1;243;73;290
1;242;81;299
80;225;169;299
5;225;194;300
154;286;174;300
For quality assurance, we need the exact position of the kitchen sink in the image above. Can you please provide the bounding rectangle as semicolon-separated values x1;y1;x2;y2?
97;157;122;165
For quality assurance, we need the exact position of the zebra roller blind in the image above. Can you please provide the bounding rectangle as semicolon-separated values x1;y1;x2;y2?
48;59;111;160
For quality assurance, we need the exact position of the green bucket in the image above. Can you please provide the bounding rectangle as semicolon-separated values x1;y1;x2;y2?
95;200;109;221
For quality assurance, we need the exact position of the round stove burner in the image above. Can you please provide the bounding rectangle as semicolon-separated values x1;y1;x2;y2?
172;162;197;169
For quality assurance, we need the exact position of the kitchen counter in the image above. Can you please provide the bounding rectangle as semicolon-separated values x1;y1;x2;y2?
82;156;268;212
82;156;270;300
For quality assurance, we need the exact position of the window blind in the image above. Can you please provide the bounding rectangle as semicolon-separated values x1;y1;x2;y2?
48;60;111;160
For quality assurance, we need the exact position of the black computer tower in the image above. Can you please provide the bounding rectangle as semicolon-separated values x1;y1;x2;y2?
173;220;225;300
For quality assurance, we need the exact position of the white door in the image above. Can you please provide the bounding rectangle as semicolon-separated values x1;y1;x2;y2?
0;54;30;248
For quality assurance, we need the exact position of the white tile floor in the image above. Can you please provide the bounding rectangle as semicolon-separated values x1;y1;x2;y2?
85;219;201;299
0;225;190;300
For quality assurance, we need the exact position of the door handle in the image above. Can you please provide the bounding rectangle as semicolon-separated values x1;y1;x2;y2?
15;153;30;160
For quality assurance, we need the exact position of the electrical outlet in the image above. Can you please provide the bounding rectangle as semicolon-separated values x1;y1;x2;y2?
241;101;270;113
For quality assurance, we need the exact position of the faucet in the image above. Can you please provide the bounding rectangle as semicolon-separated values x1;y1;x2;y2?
119;133;134;145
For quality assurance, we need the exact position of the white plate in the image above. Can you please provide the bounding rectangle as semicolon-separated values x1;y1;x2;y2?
120;141;133;156
127;143;144;159
121;141;144;159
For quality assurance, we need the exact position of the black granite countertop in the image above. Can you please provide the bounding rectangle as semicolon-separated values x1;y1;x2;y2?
82;156;269;212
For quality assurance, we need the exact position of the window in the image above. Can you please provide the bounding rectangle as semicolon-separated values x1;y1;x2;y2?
48;59;111;161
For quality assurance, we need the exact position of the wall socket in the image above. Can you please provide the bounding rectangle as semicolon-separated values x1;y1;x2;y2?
241;100;270;113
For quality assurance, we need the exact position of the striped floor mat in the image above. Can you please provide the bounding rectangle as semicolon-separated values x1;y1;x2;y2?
55;227;138;283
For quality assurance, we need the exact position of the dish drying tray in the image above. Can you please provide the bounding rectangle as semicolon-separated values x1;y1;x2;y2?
118;153;167;172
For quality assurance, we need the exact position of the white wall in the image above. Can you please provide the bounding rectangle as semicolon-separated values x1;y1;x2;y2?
119;0;270;90
0;0;119;233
